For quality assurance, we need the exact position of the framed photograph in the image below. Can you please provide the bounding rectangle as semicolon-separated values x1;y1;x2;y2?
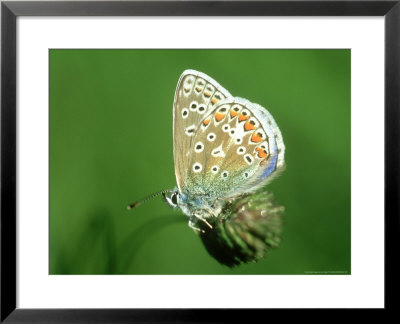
1;0;398;321
48;48;350;275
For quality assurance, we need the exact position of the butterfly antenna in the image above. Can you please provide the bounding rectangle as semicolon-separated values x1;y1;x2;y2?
126;189;172;211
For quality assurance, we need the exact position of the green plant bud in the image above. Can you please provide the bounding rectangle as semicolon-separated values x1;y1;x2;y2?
199;190;284;267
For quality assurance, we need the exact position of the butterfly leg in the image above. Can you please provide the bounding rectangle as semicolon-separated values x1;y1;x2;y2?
193;213;213;229
188;219;205;233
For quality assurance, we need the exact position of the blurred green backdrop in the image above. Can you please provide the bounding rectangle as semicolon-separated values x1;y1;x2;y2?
49;49;350;274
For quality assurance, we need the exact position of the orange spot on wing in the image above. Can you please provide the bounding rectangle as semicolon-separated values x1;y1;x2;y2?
238;114;249;122
244;121;257;132
195;86;202;92
204;91;211;98
251;132;263;143
230;110;238;118
203;118;211;126
260;159;266;166
211;98;218;104
256;147;268;159
215;113;226;122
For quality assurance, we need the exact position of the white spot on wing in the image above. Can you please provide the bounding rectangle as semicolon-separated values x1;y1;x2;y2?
185;125;196;136
244;154;254;165
181;108;189;119
194;78;205;94
197;104;206;114
192;162;202;173
203;85;215;100
189;101;198;111
211;165;219;174
183;75;195;96
194;142;204;153
235;137;243;145
221;171;229;180
240;109;250;119
248;117;259;128
237;146;246;155
207;133;216;142
214;105;229;125
231;104;242;113
211;145;225;158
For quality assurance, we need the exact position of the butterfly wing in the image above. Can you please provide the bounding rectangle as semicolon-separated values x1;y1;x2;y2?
173;70;232;192
183;97;285;199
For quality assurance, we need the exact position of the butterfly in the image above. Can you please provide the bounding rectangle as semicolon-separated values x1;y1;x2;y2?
128;70;285;266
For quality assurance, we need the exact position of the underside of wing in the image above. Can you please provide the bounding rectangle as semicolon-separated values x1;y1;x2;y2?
183;97;285;199
173;70;232;192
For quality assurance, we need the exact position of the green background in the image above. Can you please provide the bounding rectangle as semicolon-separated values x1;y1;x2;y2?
49;49;351;274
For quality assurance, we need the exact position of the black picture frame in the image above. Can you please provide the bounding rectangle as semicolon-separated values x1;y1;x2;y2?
1;0;398;322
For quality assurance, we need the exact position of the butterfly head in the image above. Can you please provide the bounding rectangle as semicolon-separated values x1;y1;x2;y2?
163;188;222;221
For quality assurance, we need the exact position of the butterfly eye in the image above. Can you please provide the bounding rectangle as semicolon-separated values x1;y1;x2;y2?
171;193;178;205
164;192;179;208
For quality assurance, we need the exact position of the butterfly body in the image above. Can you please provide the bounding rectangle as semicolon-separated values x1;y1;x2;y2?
164;70;285;231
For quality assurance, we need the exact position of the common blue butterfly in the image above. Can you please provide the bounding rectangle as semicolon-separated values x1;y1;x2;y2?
128;70;285;266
